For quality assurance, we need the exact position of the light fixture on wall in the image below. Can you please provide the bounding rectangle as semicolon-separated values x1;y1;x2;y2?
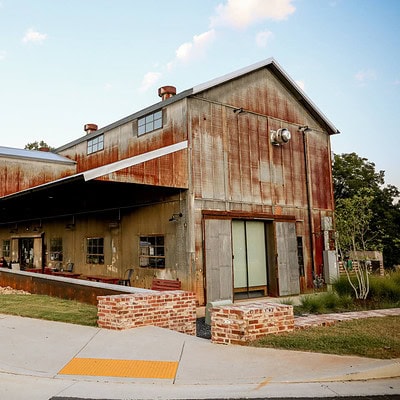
299;125;312;134
270;128;291;146
65;216;75;230
169;213;183;222
108;221;119;229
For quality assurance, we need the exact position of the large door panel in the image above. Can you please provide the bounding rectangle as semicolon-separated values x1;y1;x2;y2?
247;222;267;287
276;222;300;296
205;219;233;303
232;221;247;288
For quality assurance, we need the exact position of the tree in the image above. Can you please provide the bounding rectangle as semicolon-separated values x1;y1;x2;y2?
333;152;384;200
335;190;375;299
333;153;400;269
24;140;55;152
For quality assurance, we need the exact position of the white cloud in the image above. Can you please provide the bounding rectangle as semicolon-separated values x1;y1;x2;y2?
22;28;47;44
139;71;162;92
295;80;305;91
0;50;6;61
210;0;295;29
175;29;216;64
355;69;376;84
255;30;273;47
393;79;400;86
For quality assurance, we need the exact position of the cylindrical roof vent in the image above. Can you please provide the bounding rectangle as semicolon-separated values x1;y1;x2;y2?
84;123;98;134
158;86;176;101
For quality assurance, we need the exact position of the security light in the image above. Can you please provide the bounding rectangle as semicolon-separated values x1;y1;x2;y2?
270;128;291;146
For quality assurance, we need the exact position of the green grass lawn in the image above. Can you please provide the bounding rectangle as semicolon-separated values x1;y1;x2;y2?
250;316;400;359
1;292;399;359
0;294;98;326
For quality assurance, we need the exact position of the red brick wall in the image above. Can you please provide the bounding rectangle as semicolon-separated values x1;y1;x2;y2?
211;301;294;345
97;291;197;335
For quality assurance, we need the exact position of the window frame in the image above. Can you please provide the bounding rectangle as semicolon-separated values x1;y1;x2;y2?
87;134;104;155
86;237;105;265
2;240;10;258
138;110;163;136
139;235;165;268
49;237;63;262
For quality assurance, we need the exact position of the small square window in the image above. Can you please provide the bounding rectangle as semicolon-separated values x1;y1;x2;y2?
139;235;165;268
138;110;163;136
86;237;104;264
87;135;104;155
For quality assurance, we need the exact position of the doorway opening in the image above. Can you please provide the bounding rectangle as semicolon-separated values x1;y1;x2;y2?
232;220;272;300
19;238;34;269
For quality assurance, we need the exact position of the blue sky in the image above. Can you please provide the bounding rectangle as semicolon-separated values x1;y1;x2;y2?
1;0;399;189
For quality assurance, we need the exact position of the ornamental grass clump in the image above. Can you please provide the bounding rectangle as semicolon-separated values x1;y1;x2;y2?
368;271;400;305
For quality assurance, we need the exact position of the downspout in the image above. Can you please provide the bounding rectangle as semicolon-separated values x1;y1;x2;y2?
300;126;316;281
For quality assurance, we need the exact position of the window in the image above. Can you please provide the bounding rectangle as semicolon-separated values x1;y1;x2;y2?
297;237;304;277
2;240;10;257
139;236;165;268
138;110;162;135
86;237;104;264
50;238;63;262
87;134;104;154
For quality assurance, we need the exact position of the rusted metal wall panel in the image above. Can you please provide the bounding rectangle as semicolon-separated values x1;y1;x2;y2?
0;269;130;305
58;102;189;189
189;67;335;293
0;158;76;198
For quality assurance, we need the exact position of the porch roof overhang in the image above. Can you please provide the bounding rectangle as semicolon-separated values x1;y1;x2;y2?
0;140;188;225
0;176;184;225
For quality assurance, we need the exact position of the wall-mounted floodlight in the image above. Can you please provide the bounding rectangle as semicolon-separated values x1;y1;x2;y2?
270;128;291;146
169;213;183;222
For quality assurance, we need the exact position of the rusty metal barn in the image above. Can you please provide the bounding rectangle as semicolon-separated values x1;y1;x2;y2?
0;58;339;306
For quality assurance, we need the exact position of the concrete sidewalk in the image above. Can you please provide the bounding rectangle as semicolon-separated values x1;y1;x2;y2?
0;313;399;400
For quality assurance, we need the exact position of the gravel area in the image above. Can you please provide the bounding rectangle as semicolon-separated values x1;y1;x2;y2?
0;286;31;295
196;317;211;339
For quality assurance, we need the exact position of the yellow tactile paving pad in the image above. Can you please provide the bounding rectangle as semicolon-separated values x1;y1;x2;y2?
59;358;179;379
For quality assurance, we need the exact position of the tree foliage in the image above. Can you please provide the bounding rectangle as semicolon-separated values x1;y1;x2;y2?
333;152;384;200
24;140;55;152
333;153;400;268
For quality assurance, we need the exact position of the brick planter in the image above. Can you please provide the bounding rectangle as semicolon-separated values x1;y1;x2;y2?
97;291;197;335
211;301;294;345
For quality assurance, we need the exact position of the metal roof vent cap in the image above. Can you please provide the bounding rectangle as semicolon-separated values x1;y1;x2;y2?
84;123;98;134
158;86;176;101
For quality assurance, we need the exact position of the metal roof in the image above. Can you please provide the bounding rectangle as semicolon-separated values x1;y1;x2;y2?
1;140;188;201
0;146;76;165
56;58;339;152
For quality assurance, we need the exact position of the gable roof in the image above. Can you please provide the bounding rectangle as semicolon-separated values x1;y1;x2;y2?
192;58;340;135
57;58;339;152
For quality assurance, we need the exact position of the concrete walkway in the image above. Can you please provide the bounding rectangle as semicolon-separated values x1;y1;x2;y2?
0;312;399;400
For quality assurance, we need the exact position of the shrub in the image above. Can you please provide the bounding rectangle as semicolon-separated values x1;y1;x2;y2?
299;294;326;314
369;273;400;304
333;275;355;298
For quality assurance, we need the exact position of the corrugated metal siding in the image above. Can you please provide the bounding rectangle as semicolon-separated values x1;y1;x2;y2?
58;102;189;189
0;158;76;198
189;68;333;212
189;67;335;293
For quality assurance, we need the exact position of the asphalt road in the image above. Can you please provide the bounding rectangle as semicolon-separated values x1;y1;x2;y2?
50;396;400;400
